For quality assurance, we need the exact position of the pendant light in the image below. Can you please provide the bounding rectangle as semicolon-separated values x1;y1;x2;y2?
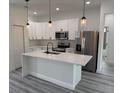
25;0;30;27
80;0;87;26
48;0;52;27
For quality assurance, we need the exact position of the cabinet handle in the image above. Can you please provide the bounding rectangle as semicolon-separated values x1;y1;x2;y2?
82;38;85;48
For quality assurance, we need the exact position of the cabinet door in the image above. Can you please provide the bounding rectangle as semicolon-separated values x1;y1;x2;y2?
35;22;41;39
29;22;36;40
40;22;46;39
44;22;50;39
49;21;55;40
45;22;55;40
68;19;78;40
34;22;47;40
55;20;68;31
28;24;33;40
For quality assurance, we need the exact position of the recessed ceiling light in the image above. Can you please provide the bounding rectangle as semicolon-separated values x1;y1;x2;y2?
56;8;60;11
33;12;37;15
86;1;91;5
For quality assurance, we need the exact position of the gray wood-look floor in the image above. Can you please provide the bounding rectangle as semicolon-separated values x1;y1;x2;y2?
9;69;114;93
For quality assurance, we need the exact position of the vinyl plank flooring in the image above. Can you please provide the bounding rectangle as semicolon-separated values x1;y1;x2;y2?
9;69;114;93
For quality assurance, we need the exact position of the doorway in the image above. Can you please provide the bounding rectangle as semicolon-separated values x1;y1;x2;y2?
9;25;25;71
101;13;114;76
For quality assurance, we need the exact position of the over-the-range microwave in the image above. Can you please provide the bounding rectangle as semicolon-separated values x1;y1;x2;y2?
55;31;69;40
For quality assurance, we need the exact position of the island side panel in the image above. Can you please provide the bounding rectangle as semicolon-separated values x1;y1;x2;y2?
22;56;30;77
73;64;81;87
27;56;77;90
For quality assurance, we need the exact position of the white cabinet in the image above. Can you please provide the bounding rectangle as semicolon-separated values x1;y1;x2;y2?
28;25;32;40
55;20;68;31
28;22;36;40
28;18;79;40
28;22;56;40
35;22;41;39
68;19;79;40
48;22;56;40
44;23;50;39
40;22;46;39
55;19;78;40
45;22;55;40
35;22;47;40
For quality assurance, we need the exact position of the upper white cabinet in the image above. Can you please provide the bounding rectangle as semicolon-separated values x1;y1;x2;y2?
28;22;36;40
55;20;68;31
68;19;79;40
28;18;79;40
35;22;41;39
40;22;47;39
46;22;56;40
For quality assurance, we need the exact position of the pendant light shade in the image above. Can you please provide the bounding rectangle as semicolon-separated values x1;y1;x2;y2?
48;0;52;27
48;20;52;27
80;0;87;26
26;22;30;26
25;0;30;27
80;16;87;25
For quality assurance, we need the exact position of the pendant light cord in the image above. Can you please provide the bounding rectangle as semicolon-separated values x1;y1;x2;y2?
49;0;51;21
27;4;28;23
25;0;29;24
83;0;86;17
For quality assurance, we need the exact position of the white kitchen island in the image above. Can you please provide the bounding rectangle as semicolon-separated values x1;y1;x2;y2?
22;50;92;90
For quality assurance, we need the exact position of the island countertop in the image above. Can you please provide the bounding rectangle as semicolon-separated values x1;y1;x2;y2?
22;50;92;66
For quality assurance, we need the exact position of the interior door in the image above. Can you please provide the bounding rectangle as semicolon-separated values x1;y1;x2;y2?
13;26;24;69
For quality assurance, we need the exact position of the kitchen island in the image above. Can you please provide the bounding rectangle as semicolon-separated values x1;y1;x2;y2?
22;50;92;90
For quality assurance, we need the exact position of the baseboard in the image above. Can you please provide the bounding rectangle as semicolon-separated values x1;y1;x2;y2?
30;72;75;90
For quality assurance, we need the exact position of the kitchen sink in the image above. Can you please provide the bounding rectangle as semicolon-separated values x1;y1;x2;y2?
43;51;60;55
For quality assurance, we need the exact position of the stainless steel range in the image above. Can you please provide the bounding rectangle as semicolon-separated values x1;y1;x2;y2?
53;41;70;52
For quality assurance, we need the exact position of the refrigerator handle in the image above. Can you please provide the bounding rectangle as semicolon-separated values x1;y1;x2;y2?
82;37;85;48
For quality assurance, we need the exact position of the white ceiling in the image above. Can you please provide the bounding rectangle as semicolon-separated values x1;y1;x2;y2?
10;0;101;20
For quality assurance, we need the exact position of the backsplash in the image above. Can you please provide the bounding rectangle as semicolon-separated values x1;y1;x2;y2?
29;40;41;46
29;39;76;48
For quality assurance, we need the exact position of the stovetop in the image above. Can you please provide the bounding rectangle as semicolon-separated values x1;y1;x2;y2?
53;48;66;52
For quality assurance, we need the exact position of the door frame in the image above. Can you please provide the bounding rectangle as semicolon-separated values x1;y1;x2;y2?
97;12;114;73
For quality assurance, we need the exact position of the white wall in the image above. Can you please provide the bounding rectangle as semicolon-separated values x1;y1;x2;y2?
9;5;29;71
30;6;100;32
97;0;114;72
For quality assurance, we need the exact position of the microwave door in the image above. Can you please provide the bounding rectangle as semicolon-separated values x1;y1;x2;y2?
55;32;68;40
61;33;65;39
65;32;68;39
56;33;60;39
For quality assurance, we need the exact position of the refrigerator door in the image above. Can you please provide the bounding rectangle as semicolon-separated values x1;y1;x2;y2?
81;31;99;72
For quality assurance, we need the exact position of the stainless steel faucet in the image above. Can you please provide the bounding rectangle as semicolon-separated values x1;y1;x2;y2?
46;42;53;53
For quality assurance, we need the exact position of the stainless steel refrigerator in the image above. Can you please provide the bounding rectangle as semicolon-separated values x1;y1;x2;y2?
80;31;99;73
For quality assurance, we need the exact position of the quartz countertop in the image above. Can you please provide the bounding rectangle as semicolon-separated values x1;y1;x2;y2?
22;50;92;66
